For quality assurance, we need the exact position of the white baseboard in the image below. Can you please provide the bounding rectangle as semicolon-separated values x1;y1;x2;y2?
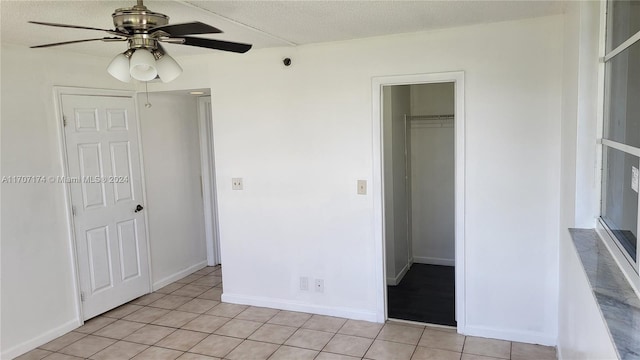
386;262;410;286
221;293;378;323
2;318;81;360
152;260;208;291
463;324;556;346
413;256;455;267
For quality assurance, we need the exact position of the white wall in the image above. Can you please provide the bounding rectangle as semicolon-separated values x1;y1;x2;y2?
138;93;207;289
410;83;455;266
160;15;564;343
0;44;133;358
557;1;617;357
383;85;412;286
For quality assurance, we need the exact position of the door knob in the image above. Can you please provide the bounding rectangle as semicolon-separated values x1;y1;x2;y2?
134;204;144;213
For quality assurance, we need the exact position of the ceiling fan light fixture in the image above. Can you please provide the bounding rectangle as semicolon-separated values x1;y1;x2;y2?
107;51;132;83
155;52;182;83
29;0;253;84
129;48;157;82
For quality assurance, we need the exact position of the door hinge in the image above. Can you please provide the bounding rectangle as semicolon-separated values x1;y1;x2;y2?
80;291;85;302
72;205;76;216
63;116;67;127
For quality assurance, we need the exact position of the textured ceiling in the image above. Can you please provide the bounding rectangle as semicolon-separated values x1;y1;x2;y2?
193;0;566;45
0;0;565;58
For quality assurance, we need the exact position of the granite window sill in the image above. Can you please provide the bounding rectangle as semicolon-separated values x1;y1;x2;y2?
569;229;640;360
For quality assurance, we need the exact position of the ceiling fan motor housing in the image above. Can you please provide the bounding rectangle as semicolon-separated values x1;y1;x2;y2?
112;6;169;34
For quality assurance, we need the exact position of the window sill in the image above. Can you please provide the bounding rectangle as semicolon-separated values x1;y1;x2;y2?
569;228;640;360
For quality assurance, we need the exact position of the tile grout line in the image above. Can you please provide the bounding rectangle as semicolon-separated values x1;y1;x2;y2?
509;340;513;360
37;331;88;354
359;320;386;359
212;306;280;359
408;325;427;360
315;325;340;358
461;333;468;358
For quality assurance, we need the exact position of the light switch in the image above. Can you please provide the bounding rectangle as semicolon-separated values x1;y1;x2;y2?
357;180;367;195
232;178;243;190
632;166;639;193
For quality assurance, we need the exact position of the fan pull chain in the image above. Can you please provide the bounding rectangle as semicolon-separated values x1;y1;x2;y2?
144;81;152;108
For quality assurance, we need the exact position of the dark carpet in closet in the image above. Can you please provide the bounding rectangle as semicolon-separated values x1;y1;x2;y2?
387;264;456;326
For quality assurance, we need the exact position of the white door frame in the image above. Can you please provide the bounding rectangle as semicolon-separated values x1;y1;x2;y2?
372;72;466;332
53;86;153;324
197;96;221;265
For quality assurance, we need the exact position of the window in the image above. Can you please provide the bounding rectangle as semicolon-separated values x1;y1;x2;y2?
601;0;640;272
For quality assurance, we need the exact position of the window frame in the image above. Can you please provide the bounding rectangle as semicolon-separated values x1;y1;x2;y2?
598;0;640;295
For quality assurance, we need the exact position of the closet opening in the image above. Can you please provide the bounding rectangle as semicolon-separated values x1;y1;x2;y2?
383;82;456;327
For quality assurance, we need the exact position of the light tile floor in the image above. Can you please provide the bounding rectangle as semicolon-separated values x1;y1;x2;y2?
18;266;557;360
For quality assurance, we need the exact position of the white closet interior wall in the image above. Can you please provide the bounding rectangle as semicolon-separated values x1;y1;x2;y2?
410;83;455;266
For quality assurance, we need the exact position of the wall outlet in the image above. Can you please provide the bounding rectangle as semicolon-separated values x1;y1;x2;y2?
357;180;367;195
632;166;639;193
232;178;243;190
315;279;324;293
300;277;309;291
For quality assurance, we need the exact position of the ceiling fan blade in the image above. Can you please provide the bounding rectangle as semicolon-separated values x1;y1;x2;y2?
150;21;222;36
167;36;252;53
30;37;126;49
28;21;128;36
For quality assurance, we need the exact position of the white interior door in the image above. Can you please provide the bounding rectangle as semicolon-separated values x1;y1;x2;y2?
62;94;150;320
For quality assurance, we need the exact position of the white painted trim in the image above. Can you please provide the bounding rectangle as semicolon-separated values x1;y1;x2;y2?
372;71;466;330
596;222;640;299
222;293;378;323
372;79;386;323
197;96;221;266
53;86;152;322
413;256;455;267
133;93;155;297
603;29;640;62
52;87;84;324
386;262;410;286
1;318;80;360
453;72;467;333
388;318;456;331
600;139;640;157
464;325;556;346
152;260;208;291
594;0;606;243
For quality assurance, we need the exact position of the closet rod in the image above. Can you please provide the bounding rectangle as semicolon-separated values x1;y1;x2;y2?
409;114;454;120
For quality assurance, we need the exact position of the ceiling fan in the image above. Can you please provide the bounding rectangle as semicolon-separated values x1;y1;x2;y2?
29;0;252;83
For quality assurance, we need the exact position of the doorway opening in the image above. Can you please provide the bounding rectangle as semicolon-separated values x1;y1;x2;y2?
136;89;221;290
384;82;455;326
373;72;465;330
57;87;221;323
140;90;221;269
